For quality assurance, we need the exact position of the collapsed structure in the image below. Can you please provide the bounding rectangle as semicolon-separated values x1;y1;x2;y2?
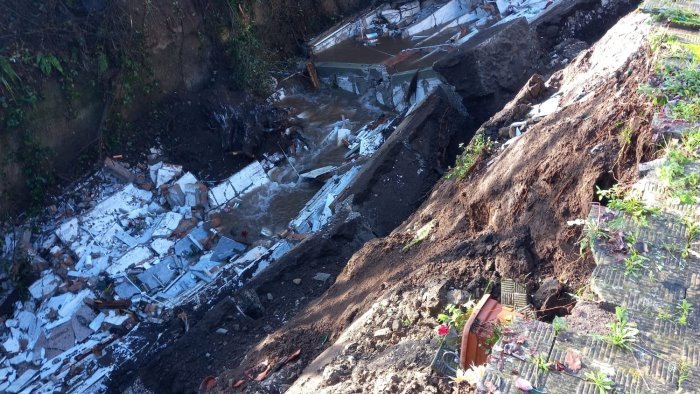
309;0;556;111
0;103;396;392
0;0;578;391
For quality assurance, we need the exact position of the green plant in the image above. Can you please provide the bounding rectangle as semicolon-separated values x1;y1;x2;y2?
624;249;648;276
677;298;693;326
682;128;700;153
97;51;109;77
672;98;700;122
437;302;475;332
585;370;615;394
653;8;700;29
531;353;550;373
657;307;673;321
447;134;493;179
35;53;64;77
18;134;54;210
600;306;639;350
597;186;659;226
552;316;567;335
677;360;691;392
574;218;609;256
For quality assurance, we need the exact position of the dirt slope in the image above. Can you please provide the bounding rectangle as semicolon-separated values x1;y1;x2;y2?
209;10;656;393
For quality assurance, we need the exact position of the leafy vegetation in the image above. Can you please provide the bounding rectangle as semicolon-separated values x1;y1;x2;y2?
447;134;493;179
677;298;693;326
641;32;700;121
624;249;648;276
597;186;659;226
222;0;273;95
585;370;615;393
682;218;699;259
531;353;551;373
17;134;54;210
653;8;700;30
437;301;475;332
0;56;20;98
677;360;691;392
573;218;609;256
35;53;64;77
599;306;639;350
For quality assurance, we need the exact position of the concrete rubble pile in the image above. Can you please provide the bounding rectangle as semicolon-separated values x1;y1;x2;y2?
309;0;558;111
0;108;398;392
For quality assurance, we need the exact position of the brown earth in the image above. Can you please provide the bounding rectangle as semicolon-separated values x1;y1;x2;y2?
207;12;656;392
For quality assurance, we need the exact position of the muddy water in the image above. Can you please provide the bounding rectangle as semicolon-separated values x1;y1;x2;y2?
218;89;390;244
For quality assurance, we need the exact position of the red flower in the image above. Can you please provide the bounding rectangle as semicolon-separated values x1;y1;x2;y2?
437;324;450;336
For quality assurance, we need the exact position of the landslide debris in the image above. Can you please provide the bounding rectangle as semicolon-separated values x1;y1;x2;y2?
211;10;656;394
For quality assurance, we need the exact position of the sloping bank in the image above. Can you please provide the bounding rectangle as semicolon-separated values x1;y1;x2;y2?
109;0;639;392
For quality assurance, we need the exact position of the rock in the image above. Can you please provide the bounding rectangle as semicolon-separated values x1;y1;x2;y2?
292;278;302;285
216;328;228;334
321;366;343;386
267;293;273;301
391;319;401;332
638;158;666;175
445;289;466;306
420;280;447;315
533;277;562;308
373;328;391;338
313;272;331;282
235;289;264;319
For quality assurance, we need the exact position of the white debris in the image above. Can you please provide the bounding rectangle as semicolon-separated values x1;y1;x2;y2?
28;274;61;301
151;238;175;257
6;369;37;393
89;313;106;332
151;212;183;238
290;166;361;233
300;166;337;180
106;246;154;276
3;337;20;354
104;311;130;327
208;161;270;208
231;246;269;275
155;164;183;188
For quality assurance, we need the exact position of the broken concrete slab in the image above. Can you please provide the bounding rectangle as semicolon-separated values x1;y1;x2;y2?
28;273;61;301
300;166;337;180
208;161;270;209
104;158;135;183
155;164;183;188
151;212;183;238
6;368;37;393
313;272;332;282
137;257;178;290
106;246;154;276
151;238;175;257
290;166;362;234
210;237;246;262
114;281;142;299
230;246;269;275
